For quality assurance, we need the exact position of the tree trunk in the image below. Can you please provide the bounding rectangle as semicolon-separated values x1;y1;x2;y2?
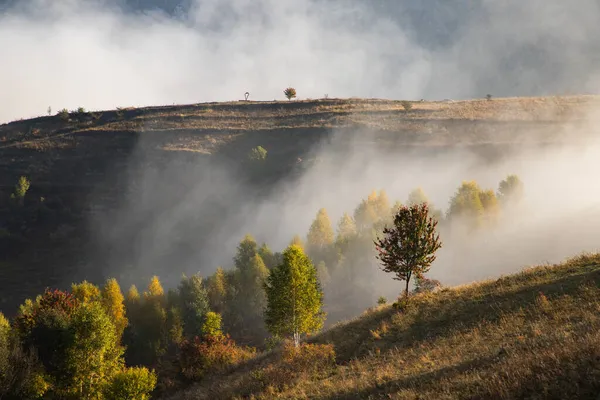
404;277;410;299
293;331;300;347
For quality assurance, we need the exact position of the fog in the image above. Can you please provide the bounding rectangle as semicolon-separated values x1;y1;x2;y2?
2;0;600;123
4;0;600;312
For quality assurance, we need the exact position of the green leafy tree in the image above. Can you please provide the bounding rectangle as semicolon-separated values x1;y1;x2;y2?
202;312;223;339
234;235;259;272
178;274;210;339
206;267;227;313
0;315;44;399
316;261;331;288
264;245;325;347
166;300;184;346
10;176;30;206
0;312;10;385
66;302;124;399
258;243;278;269
284;87;297;100
103;367;156;400
248;146;267;162
497;174;524;205
124;277;168;367
374;203;442;298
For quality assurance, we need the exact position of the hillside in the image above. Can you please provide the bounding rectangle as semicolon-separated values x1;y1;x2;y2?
0;95;598;315
167;253;600;399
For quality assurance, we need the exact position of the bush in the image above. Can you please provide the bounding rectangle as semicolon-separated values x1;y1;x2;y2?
377;296;387;305
57;109;69;121
178;335;255;381
76;107;86;114
248;146;267;162
486;94;492;101
104;367;157;400
401;100;413;111
413;276;442;294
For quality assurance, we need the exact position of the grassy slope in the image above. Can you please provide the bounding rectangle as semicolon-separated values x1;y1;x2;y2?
171;253;600;399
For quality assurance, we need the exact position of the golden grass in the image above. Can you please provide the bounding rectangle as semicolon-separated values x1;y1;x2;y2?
2;95;599;153
167;253;600;399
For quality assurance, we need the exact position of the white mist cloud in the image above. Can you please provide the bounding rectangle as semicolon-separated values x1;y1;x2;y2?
2;0;600;123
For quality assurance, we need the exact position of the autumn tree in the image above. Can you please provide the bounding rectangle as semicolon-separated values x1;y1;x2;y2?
14;289;124;398
306;208;335;264
479;189;501;226
446;181;485;230
101;278;128;338
124;276;168;367
336;213;357;241
407;187;429;206
71;280;101;304
307;208;335;249
497;174;524;205
264;245;325;347
374;203;442;298
289;234;304;250
284;87;297;100
354;192;379;232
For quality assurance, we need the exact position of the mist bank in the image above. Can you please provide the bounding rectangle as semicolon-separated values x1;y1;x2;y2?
91;112;600;307
2;0;600;122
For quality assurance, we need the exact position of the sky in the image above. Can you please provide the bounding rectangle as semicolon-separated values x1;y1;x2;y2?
1;0;600;123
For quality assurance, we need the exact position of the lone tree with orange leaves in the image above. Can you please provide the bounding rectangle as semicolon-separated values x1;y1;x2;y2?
374;203;442;299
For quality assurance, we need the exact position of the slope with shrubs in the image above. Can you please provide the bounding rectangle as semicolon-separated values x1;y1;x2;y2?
170;253;600;399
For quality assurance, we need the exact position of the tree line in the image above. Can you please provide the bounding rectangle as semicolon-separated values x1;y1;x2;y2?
0;174;523;398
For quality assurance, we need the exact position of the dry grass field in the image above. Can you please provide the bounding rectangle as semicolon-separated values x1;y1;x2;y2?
168;253;600;399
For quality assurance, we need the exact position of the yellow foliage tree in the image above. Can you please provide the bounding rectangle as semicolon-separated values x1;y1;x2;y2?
71;281;101;304
307;208;335;250
144;276;164;300
102;278;128;338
